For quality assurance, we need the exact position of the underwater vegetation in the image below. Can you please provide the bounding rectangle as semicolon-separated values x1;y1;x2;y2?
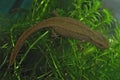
0;0;120;80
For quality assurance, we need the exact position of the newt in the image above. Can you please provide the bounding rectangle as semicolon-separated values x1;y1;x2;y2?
9;17;109;66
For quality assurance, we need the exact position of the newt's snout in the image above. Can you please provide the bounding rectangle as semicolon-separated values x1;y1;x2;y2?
92;32;109;49
95;40;109;49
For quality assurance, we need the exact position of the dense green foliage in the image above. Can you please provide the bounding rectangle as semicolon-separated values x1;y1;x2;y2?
0;0;120;80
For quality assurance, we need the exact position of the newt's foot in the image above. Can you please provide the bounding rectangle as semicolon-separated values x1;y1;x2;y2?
77;40;86;50
51;30;60;38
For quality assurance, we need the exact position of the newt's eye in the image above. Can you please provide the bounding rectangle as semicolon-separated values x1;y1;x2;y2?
98;44;104;49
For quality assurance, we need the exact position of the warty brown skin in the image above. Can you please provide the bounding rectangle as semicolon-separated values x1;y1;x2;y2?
9;17;109;66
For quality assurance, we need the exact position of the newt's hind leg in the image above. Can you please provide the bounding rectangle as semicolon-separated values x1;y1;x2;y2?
51;29;60;38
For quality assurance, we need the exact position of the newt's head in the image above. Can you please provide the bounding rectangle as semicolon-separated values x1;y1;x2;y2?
91;32;109;49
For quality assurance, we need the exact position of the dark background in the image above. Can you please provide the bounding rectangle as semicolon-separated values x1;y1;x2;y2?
0;0;120;20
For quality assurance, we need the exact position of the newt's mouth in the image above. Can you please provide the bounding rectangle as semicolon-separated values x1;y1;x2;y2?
93;40;109;49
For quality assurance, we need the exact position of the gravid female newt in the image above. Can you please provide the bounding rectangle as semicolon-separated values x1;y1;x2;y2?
9;17;109;66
